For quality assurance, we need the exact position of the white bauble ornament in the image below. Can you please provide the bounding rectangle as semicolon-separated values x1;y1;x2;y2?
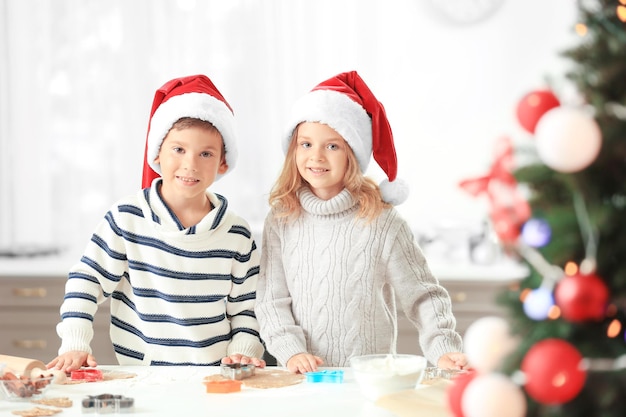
463;316;518;373
462;373;527;417
534;107;602;173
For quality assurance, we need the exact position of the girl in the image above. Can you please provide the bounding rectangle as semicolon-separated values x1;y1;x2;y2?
256;71;467;374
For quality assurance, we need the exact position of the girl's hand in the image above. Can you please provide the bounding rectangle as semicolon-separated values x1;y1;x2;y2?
286;353;323;374
437;352;469;370
47;351;97;373
221;354;266;368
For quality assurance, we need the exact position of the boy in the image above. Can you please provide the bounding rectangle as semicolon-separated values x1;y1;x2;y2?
48;75;265;372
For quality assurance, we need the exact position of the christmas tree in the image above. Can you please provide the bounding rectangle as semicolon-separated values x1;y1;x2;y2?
452;1;626;416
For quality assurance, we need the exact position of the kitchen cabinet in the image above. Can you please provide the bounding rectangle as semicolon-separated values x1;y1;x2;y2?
0;275;117;365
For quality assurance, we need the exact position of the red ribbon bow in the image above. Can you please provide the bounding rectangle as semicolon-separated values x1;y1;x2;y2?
459;136;531;244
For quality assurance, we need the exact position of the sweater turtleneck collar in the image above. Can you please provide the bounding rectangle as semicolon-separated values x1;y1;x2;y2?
298;187;358;218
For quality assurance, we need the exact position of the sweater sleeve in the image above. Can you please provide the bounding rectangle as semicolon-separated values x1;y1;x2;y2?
255;215;308;366
386;218;463;366
225;219;266;360
56;209;125;355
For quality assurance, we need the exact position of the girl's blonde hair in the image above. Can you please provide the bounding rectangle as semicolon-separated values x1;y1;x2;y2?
269;124;390;221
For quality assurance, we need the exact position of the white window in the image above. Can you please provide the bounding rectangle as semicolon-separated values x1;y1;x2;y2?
0;0;576;259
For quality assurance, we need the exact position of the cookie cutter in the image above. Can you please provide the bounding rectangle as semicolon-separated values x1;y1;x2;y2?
423;367;468;381
203;378;243;393
71;368;104;382
81;393;134;414
220;363;255;380
305;370;344;383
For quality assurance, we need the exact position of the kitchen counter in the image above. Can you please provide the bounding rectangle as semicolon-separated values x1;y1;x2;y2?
0;251;79;278
0;247;528;282
0;366;447;417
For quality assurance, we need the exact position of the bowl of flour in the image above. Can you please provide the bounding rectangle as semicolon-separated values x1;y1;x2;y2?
350;354;427;401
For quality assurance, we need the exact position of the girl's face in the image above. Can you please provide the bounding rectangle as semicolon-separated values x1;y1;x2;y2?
294;122;349;200
154;125;228;202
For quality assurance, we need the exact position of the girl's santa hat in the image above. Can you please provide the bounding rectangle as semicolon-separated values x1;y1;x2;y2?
283;71;408;205
141;74;238;188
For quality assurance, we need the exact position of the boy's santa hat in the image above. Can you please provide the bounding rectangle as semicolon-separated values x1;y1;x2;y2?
283;71;408;205
141;74;238;188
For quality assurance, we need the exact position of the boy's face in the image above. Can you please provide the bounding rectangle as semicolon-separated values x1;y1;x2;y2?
294;122;349;201
154;126;228;201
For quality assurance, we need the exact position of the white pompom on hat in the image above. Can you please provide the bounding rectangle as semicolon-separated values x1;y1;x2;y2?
141;74;238;188
283;71;408;205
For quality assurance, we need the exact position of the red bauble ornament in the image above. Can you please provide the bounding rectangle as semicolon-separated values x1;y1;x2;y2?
516;89;560;134
521;338;586;405
446;371;477;417
555;272;609;322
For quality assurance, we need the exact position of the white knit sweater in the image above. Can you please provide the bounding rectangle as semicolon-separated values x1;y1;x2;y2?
256;188;462;367
56;178;265;365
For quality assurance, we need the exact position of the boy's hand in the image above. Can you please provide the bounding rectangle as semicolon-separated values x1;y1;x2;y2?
47;351;97;373
222;354;266;368
286;353;323;374
437;352;469;370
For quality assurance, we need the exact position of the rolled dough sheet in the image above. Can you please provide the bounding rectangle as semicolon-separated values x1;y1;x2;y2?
204;368;305;389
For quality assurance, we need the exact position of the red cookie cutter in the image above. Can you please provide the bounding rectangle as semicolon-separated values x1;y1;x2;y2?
71;368;104;382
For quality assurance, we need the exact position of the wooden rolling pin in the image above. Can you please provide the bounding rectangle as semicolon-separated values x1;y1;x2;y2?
0;354;47;376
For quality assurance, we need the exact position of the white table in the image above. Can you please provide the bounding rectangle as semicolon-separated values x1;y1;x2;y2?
0;366;417;417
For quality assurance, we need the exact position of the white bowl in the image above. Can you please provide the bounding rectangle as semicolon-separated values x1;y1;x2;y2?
350;354;427;401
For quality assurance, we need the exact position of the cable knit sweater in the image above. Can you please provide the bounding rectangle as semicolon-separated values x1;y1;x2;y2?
256;188;462;367
56;178;264;365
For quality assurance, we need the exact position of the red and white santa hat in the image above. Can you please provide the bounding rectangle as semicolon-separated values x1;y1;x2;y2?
141;74;238;188
283;71;408;205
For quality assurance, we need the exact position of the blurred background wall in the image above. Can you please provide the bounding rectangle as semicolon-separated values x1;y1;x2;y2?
0;0;578;261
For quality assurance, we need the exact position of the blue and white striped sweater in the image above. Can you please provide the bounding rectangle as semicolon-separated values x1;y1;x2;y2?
56;178;264;365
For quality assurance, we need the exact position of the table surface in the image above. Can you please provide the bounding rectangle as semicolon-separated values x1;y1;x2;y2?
0;366;446;417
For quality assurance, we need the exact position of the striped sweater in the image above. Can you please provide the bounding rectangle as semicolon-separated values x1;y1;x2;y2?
256;188;463;367
56;178;264;365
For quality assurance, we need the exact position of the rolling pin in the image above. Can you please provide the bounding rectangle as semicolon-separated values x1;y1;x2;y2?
0;354;47;377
